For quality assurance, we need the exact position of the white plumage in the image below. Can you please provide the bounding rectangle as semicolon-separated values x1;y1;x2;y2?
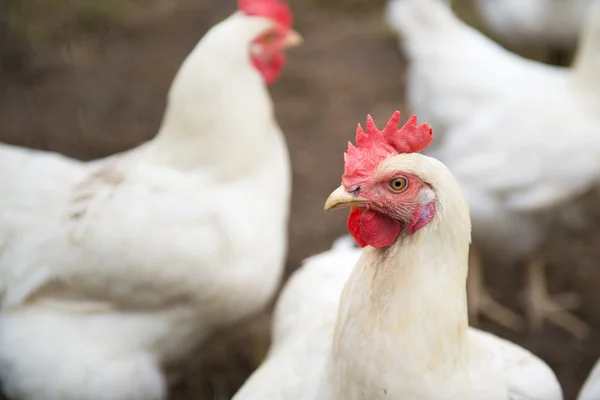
474;0;594;61
384;0;565;140
0;11;292;400
234;152;562;400
232;236;362;400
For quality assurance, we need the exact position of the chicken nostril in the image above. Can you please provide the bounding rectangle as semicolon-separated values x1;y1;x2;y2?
348;185;361;197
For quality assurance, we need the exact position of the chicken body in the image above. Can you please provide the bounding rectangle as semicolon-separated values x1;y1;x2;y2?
474;0;593;64
234;146;562;400
0;12;291;400
435;89;600;264
232;236;362;400
386;0;600;336
385;0;563;141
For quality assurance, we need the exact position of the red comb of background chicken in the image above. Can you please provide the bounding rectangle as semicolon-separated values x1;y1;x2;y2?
238;0;293;30
342;111;433;185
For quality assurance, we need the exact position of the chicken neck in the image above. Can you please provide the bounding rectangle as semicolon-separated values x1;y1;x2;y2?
133;13;279;176
326;201;471;398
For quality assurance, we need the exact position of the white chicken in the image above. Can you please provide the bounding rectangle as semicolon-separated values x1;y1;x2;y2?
0;0;301;399
474;0;595;65
232;235;362;400
384;0;565;142
233;112;563;400
578;359;600;400
385;0;600;338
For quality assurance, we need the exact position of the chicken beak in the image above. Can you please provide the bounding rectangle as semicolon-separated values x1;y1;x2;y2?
324;185;368;211
281;29;303;49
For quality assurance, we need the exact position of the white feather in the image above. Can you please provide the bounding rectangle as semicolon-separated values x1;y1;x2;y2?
235;155;561;400
0;11;291;400
384;0;563;140
474;0;594;50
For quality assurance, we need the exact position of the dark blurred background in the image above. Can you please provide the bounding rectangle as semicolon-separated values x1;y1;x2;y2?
0;0;599;399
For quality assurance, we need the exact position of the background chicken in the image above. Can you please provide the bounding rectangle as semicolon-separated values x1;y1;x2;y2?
385;0;600;340
0;0;300;398
473;0;595;65
232;235;362;400
384;0;565;143
234;112;562;400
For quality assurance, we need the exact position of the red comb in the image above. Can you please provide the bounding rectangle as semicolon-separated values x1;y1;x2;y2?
238;0;293;30
342;111;433;184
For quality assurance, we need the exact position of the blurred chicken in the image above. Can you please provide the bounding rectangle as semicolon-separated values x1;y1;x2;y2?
386;0;600;338
0;0;301;399
474;0;594;65
578;359;600;400
232;235;362;400
384;0;564;141
234;112;562;400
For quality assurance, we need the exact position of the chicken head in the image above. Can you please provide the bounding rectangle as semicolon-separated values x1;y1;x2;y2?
240;0;302;84
325;111;436;248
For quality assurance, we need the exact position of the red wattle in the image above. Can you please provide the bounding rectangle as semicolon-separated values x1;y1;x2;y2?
348;207;368;248
347;207;402;248
251;52;286;85
360;209;402;248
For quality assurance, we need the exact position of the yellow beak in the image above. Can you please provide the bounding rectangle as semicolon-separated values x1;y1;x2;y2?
282;29;303;49
324;185;369;211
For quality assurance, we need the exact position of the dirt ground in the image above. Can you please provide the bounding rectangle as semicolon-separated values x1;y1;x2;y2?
1;0;599;399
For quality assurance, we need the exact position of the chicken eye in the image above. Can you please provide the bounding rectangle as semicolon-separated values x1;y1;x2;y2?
262;31;276;43
388;177;408;192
